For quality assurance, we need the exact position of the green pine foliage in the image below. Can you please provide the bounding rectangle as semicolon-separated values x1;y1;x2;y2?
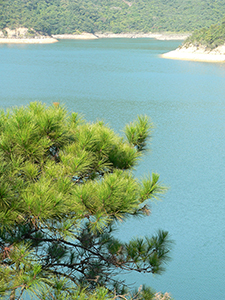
0;102;172;299
1;0;225;34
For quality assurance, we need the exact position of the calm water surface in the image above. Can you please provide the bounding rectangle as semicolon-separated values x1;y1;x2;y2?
1;39;225;300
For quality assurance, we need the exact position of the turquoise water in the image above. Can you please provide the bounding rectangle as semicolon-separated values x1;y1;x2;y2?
1;39;225;300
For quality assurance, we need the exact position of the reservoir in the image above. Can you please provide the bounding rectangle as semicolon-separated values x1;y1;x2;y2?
0;38;225;300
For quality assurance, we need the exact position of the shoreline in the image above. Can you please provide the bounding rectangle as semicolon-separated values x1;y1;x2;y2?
53;32;190;40
161;45;225;62
0;31;190;43
95;32;189;40
52;33;98;40
0;37;58;44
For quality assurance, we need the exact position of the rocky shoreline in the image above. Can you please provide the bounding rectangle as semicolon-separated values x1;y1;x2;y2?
53;32;190;40
161;44;225;62
0;28;190;43
0;38;58;44
52;33;98;40
6;27;222;63
0;27;58;44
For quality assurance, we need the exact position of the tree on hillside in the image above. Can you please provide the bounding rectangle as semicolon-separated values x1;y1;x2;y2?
1;0;225;34
0;102;172;299
183;17;225;49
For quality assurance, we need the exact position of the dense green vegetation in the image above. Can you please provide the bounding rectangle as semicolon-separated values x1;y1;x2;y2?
1;0;225;34
184;19;225;49
0;102;172;299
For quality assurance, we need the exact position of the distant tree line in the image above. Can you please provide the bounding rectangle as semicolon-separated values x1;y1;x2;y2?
1;0;225;34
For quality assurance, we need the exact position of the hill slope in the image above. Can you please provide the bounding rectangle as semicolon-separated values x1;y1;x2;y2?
183;20;225;49
161;20;225;62
1;0;225;34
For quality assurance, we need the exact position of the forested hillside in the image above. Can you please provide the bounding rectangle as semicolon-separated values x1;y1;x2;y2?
184;19;225;49
1;0;225;34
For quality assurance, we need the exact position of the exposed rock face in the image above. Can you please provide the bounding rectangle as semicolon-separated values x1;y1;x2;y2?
0;27;58;43
5;27;29;38
0;27;35;38
122;0;132;7
0;27;54;39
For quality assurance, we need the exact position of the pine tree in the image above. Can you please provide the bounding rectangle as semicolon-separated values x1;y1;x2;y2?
0;102;172;299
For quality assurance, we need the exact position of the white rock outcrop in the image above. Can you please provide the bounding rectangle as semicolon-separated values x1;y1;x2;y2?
0;27;58;43
161;44;225;62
